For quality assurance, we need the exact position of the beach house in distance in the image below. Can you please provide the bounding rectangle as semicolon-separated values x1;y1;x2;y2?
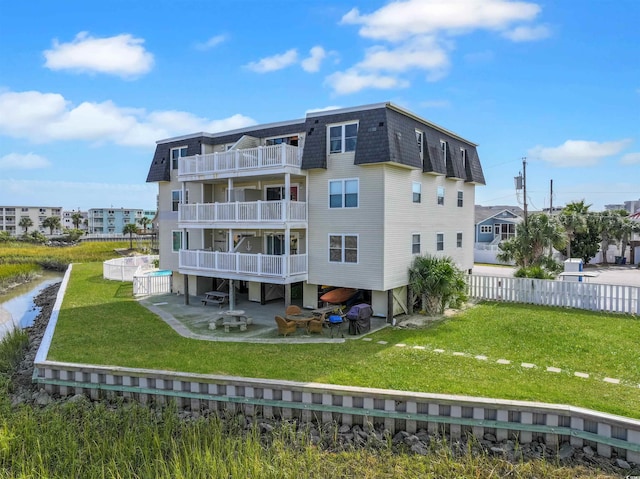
145;102;485;320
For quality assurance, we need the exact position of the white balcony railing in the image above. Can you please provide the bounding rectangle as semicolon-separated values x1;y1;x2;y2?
179;250;307;278
179;144;301;177
179;200;307;224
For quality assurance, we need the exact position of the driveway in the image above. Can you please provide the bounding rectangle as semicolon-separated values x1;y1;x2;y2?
473;264;640;287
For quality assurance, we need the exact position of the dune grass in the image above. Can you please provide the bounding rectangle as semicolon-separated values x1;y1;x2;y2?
47;262;640;420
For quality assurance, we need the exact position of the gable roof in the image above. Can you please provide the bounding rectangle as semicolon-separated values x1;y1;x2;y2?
475;205;524;224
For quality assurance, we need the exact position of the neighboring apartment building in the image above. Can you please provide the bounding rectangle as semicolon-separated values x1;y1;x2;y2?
62;210;88;232
146;102;485;319
605;199;640;214
88;208;156;234
0;205;62;236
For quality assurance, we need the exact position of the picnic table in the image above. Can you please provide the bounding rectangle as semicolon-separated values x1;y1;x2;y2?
202;291;229;307
209;309;252;332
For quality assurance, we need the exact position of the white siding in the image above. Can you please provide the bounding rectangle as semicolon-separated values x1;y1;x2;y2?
307;152;385;291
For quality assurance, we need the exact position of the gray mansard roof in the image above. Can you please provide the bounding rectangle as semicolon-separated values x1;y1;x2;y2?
147;102;485;185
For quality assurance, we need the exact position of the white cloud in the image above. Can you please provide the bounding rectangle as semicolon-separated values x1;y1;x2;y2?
528;139;633;167
0;179;157;211
301;46;327;72
194;34;227;51
358;36;449;72
502;24;551;41
0;90;256;147
621;152;640;165
341;0;542;41
245;49;298;73
0;153;51;170
325;69;409;95
44;32;154;78
331;0;547;94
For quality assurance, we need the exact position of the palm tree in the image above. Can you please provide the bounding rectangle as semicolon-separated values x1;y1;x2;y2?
597;211;625;265
497;213;565;270
18;217;33;234
42;216;61;235
558;210;586;259
138;216;151;233
122;223;139;249
71;212;83;229
408;254;467;315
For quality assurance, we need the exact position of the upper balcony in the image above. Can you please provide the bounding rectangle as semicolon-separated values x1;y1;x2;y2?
178;200;307;229
178;144;302;182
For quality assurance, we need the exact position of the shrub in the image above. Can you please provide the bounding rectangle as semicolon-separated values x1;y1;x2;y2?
409;255;467;315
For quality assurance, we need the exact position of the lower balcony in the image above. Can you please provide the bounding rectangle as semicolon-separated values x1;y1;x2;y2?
179;200;306;227
179;250;307;283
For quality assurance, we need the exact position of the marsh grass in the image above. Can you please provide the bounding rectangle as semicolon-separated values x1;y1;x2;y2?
0;241;135;269
0;263;41;290
49;263;640;419
0;398;618;478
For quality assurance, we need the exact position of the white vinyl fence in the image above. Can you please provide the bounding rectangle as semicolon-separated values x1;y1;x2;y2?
468;275;640;315
133;272;172;297
103;255;158;282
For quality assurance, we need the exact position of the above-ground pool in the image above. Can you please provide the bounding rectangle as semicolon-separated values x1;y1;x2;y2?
147;270;172;277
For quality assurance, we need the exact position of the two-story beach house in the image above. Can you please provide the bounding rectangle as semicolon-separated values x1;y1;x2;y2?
146;102;485;320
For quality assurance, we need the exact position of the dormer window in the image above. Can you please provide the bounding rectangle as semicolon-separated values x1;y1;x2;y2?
415;130;424;161
171;146;188;170
460;148;467;171
329;122;358;154
440;140;448;170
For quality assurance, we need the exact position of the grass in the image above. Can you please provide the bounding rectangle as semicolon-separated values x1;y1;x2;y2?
0;241;139;270
0;263;41;291
48;263;640;419
0;398;618;478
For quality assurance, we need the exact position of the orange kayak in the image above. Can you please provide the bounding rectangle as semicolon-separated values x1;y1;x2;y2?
319;288;357;304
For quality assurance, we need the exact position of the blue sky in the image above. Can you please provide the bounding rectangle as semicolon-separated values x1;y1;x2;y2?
0;0;638;212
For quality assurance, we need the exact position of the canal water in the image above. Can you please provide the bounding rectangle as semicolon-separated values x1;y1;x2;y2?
0;271;63;340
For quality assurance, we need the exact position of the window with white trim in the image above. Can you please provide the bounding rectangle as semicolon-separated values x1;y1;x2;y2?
329;179;358;208
171;146;188;170
457;191;463;207
412;234;421;254
171;189;188;212
415;130;424;161
172;230;188;252
440;140;447;170
412;182;421;203
437;186;445;206
457;232;463;248
329;234;358;263
436;233;444;251
460;148;467;171
480;225;492;234
329;122;358;153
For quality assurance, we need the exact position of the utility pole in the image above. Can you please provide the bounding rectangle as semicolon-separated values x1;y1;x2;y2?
549;179;553;215
522;157;528;227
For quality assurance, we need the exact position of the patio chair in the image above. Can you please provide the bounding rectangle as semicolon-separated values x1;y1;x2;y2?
285;305;302;316
275;315;297;337
307;315;324;334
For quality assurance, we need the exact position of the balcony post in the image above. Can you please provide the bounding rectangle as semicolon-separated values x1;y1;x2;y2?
281;143;286;166
258;146;263;167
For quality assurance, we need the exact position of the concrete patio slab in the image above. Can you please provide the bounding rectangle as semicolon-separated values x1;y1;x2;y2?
138;292;389;344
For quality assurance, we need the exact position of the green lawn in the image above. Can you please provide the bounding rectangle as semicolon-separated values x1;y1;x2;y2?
49;263;640;419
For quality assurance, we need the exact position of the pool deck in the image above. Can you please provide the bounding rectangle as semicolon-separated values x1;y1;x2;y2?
138;292;390;344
